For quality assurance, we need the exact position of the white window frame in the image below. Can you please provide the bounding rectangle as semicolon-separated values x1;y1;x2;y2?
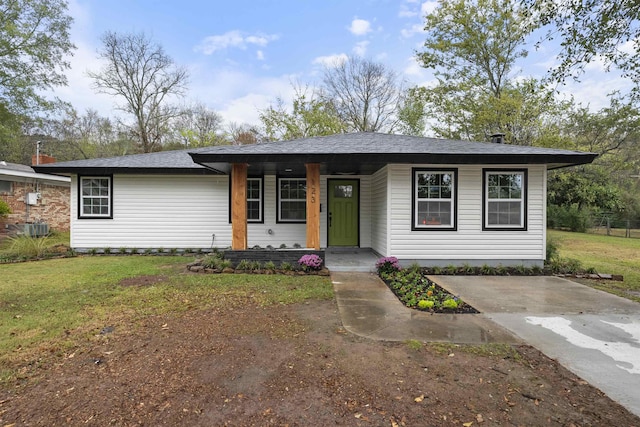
277;178;306;223
413;169;457;230
483;169;527;230
246;177;263;223
79;176;112;219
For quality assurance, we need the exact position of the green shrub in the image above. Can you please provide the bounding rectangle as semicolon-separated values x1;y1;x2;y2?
547;204;591;232
264;261;276;271
442;298;458;309
0;200;11;217
201;255;222;269
236;259;251;270
8;235;50;258
280;261;293;271
417;299;434;310
546;237;560;261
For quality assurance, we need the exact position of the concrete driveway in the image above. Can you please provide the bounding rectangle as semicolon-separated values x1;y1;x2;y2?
433;275;640;418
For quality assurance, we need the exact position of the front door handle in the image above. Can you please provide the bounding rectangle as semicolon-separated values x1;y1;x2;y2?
328;212;332;227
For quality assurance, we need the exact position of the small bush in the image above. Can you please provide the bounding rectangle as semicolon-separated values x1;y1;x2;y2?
9;235;50;258
280;261;293;271
0;199;11;217
236;259;252;270
201;254;224;269
417;299;434;310
375;257;402;274
264;261;276;271
298;254;323;271
249;260;262;271
442;298;459;309
546;237;560;261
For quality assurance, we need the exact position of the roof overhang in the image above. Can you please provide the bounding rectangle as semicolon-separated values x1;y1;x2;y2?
0;169;71;185
190;152;599;176
31;166;222;176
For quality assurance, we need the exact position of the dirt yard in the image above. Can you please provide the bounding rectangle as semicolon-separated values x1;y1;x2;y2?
1;289;639;426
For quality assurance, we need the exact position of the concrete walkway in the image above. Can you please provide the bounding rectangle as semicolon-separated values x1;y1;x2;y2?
331;271;518;343
331;271;640;418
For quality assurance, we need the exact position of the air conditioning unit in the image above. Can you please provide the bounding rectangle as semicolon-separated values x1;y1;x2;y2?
24;223;49;237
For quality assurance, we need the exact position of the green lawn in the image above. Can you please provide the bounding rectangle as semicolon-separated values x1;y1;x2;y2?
548;229;640;298
0;256;333;383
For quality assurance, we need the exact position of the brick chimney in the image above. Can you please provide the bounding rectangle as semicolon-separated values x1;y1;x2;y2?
32;154;56;165
490;133;505;144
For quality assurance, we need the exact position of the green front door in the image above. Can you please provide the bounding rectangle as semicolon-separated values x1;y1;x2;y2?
328;179;359;246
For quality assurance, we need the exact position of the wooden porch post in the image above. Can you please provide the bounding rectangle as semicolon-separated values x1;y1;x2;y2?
306;163;320;250
231;163;248;250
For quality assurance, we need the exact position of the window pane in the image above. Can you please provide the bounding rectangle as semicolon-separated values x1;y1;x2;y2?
417;201;452;226
247;200;260;220
487;201;522;226
334;185;353;198
279;179;306;221
81;177;110;217
415;170;455;228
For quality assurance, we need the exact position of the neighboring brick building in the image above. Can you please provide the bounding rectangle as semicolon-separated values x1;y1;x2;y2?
0;157;70;235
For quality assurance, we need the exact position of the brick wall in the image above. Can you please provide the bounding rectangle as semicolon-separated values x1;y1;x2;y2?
0;181;70;232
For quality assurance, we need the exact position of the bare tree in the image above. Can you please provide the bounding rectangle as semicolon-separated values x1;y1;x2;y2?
87;31;188;153
320;56;404;133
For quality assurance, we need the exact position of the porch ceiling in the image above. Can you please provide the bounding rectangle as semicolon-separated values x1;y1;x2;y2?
198;152;595;176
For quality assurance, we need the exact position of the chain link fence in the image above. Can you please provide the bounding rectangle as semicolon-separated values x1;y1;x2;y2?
589;215;640;239
547;206;640;238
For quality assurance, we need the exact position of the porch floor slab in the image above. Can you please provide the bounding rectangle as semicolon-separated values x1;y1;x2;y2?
324;248;379;272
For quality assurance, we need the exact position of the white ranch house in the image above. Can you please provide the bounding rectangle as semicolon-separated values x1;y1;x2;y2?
34;132;596;267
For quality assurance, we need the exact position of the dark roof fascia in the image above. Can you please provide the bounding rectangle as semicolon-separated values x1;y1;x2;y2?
32;166;222;175
191;152;599;167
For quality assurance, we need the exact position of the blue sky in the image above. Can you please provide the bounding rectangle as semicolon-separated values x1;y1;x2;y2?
57;0;633;129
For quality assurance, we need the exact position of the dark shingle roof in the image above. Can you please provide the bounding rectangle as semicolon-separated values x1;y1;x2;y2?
32;146;214;175
33;132;597;175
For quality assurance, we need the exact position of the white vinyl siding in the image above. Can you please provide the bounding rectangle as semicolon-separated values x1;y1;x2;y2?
387;164;545;264
71;175;231;249
370;166;389;256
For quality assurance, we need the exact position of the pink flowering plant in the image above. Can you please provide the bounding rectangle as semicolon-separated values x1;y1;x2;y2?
298;254;323;271
375;256;402;275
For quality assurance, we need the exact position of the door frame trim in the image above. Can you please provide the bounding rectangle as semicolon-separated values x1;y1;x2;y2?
326;178;361;247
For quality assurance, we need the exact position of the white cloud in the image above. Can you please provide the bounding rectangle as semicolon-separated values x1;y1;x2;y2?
187;67;297;125
348;18;372;36
312;53;348;67
353;41;369;57
401;23;425;38
421;1;438;15
256;50;265;61
195;30;279;55
398;4;418;18
403;56;424;77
